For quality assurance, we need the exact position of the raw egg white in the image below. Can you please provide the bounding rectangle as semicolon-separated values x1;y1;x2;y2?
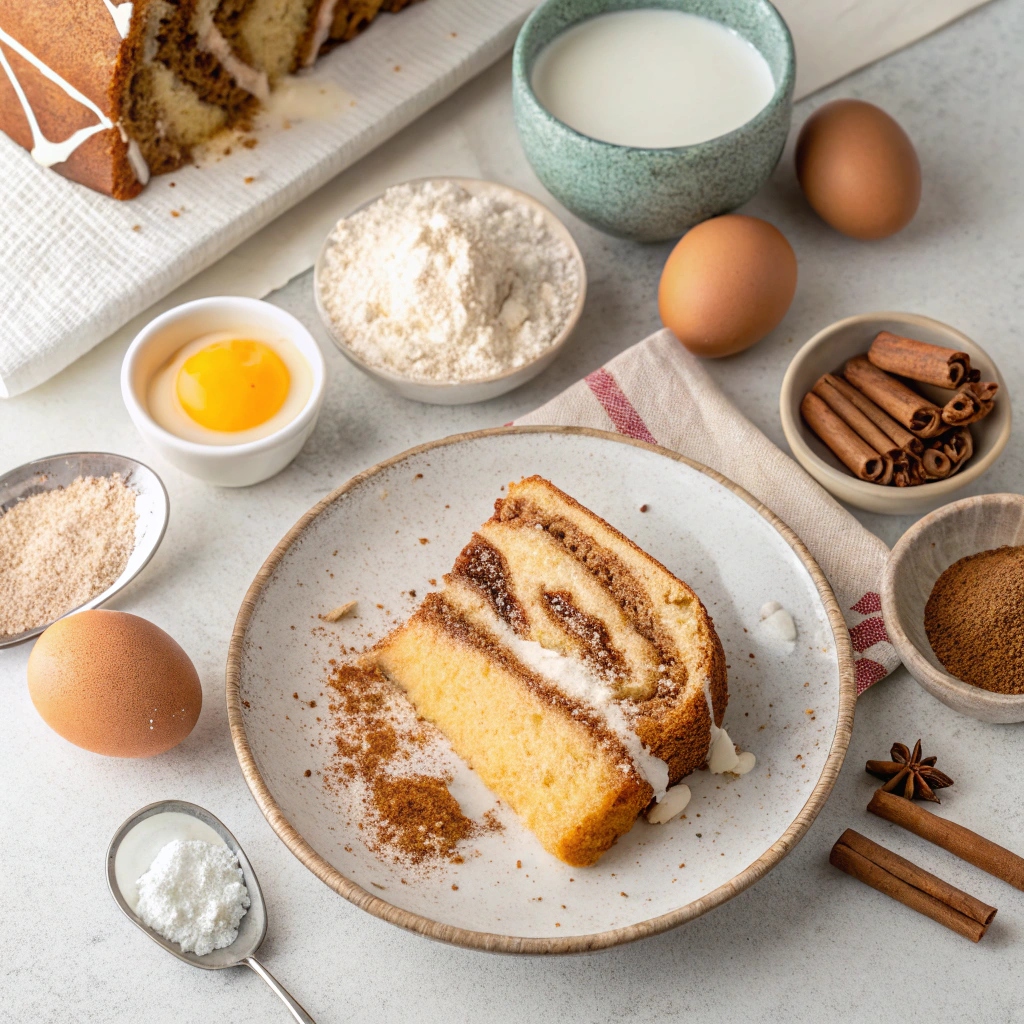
147;330;313;445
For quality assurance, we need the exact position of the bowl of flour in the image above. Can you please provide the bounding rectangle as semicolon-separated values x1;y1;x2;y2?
313;178;586;405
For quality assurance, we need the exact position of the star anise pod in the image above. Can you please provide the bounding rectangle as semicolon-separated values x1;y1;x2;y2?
865;739;954;803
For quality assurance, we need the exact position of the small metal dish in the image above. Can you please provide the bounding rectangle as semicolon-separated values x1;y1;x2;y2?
313;177;587;405
881;493;1024;723
0;452;169;649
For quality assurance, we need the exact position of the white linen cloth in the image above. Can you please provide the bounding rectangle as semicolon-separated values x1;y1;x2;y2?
514;330;900;694
0;0;990;397
0;0;535;397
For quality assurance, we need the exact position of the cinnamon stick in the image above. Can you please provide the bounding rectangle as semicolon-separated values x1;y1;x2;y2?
812;376;903;462
800;392;891;483
928;427;973;476
941;382;998;426
920;447;953;480
868;331;979;389
830;830;995;942
844;357;945;438
824;373;924;455
893;451;925;488
868;787;1024;891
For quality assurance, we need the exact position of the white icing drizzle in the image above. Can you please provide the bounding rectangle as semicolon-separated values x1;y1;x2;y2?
195;9;269;101
118;124;150;184
0;25;114;168
0;19;149;181
102;0;134;39
486;615;669;799
304;0;342;67
702;675;754;775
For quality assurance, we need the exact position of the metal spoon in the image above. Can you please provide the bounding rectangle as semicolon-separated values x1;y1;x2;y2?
107;800;316;1023
0;452;169;649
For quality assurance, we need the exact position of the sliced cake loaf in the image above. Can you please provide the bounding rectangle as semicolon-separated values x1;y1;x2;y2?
0;0;422;198
369;477;728;867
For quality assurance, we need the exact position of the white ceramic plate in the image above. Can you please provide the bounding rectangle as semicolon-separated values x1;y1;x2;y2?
227;428;854;953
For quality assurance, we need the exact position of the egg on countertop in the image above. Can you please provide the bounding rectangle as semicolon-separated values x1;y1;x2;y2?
795;99;921;240
658;214;797;358
27;610;202;758
147;331;313;445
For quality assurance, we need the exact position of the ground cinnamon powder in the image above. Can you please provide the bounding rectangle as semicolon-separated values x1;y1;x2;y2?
0;475;137;637
924;545;1024;694
325;663;499;865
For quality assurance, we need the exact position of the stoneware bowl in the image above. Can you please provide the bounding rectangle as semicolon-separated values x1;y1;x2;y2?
313;177;586;405
512;0;795;242
122;297;326;487
881;493;1024;723
780;312;1011;515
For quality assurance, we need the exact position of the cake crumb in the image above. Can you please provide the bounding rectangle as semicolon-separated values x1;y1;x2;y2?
321;600;357;622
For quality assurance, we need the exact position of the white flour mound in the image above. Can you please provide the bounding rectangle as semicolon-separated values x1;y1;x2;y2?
135;840;250;956
317;180;581;382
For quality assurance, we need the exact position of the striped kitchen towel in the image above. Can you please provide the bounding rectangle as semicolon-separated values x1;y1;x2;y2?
514;329;898;693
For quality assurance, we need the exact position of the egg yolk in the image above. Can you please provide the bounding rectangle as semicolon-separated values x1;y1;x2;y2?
176;340;290;432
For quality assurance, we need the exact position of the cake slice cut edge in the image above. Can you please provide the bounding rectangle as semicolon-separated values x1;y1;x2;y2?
367;476;729;867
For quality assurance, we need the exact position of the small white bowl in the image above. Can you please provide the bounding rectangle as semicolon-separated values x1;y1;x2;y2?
313;177;586;405
121;297;326;487
881;493;1024;723
780;312;1011;514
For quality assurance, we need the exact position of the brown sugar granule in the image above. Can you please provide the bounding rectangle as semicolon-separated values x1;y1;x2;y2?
925;545;1024;693
0;475;137;637
325;663;486;865
371;775;475;864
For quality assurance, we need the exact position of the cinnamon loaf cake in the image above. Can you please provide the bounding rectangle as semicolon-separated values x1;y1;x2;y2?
368;477;729;867
0;0;420;198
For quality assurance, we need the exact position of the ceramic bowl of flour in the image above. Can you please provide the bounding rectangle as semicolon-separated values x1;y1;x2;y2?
313;177;586;405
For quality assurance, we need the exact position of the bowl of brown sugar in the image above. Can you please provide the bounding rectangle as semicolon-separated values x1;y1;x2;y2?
881;493;1024;722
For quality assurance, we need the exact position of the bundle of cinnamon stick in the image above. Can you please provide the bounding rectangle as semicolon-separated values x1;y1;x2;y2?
801;331;998;486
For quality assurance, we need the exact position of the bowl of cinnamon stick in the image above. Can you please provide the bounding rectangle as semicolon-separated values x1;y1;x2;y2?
780;312;1010;514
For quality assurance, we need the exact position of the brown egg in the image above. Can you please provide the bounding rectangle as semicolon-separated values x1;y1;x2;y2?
795;99;921;240
658;214;797;358
27;610;202;757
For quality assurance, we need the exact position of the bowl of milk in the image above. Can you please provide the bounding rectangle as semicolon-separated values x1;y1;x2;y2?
512;0;795;242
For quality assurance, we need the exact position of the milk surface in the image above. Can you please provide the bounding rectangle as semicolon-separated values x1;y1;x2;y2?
531;9;775;149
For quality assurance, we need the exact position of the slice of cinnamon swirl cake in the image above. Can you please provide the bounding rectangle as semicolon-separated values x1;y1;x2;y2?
368;476;728;867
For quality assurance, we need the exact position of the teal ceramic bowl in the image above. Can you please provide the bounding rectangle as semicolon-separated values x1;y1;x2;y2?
512;0;795;242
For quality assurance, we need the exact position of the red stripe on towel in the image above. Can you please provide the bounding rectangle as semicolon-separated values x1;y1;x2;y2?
850;592;882;615
585;368;657;444
855;658;888;694
850;616;891;653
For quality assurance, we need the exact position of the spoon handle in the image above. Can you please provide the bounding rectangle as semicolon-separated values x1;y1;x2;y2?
244;956;317;1023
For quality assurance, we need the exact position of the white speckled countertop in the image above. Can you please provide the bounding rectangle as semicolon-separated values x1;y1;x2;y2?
2;1;1023;1019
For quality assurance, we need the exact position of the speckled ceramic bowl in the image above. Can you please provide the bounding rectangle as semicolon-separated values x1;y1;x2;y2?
512;0;795;242
881;493;1024;723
